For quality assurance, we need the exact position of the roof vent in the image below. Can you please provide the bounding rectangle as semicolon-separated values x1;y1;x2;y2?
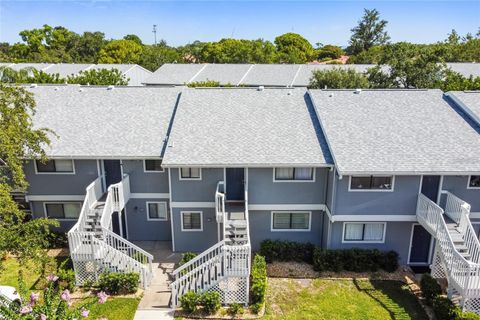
354;88;362;94
54;87;59;91
329;93;334;97
79;88;84;92
257;85;264;91
107;85;114;90
287;91;292;95
30;83;37;88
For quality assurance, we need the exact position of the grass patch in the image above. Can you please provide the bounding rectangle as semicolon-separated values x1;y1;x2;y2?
0;257;45;290
263;278;428;320
88;297;140;320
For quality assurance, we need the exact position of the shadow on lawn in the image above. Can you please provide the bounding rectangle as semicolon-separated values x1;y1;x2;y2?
353;279;428;320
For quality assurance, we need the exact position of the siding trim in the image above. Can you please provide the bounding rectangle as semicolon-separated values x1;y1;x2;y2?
470;212;480;219
130;193;170;199
332;215;416;222
171;202;216;208
248;204;326;211
27;195;85;201
168;168;175;252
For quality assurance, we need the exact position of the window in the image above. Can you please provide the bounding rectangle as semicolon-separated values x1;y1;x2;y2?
147;202;168;221
45;202;81;219
35;159;74;173
181;211;203;231
272;211;311;231
180;168;201;180
144;159;164;172
468;176;480;189
274;168;314;181
349;176;393;191
343;222;385;243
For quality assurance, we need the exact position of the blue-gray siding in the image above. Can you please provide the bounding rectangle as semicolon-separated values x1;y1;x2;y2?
122;160;169;193
171;207;218;252
125;198;171;241
328;221;414;265
248;168;328;204
170;168;223;202
333;175;421;215
25;160;98;195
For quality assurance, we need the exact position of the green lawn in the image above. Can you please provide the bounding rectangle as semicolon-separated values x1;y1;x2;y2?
0;257;45;290
262;278;428;320
88;297;140;320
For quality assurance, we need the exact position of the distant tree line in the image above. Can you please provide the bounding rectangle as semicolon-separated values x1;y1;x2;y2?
0;9;478;72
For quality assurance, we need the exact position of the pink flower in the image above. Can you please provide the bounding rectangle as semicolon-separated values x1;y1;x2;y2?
40;314;47;320
97;291;108;304
29;292;40;305
80;308;90;318
47;274;59;282
60;289;71;302
20;305;32;314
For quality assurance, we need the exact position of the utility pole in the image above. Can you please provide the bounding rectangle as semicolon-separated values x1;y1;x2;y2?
153;25;157;45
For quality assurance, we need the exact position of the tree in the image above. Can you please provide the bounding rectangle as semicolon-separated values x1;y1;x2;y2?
369;42;446;88
98;39;143;64
139;43;181;71
200;38;277;64
347;9;390;55
274;33;315;63
69;31;107;63
316;45;344;61
67;68;129;85
0;84;57;268
435;70;480;91
124;34;143;45
309;68;370;89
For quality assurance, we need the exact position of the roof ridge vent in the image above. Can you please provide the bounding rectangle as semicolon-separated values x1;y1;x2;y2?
30;83;37;88
257;85;264;91
354;88;362;94
107;85;115;90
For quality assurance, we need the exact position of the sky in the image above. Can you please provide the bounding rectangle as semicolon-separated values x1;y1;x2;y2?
0;1;479;47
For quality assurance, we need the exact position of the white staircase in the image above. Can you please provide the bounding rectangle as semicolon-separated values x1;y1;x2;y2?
170;181;251;307
416;192;480;314
68;174;153;288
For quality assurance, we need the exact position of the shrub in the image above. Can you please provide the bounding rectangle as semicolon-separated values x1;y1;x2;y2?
250;254;267;307
227;303;244;315
97;272;139;295
57;258;76;291
259;240;315;263
250;302;263;314
46;231;68;249
457;311;480;320
180;291;199;314
199;291;221;315
179;252;198;267
420;274;442;305
312;248;399;273
433;296;457;320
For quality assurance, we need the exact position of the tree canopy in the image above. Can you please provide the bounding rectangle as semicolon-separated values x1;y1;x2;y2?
309;68;370;89
274;33;315;63
347;9;390;55
98;39;143;64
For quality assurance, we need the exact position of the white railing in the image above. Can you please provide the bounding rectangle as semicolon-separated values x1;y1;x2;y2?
100;174;130;230
416;194;480;306
215;181;226;223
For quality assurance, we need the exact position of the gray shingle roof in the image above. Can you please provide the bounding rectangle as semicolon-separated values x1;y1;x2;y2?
162;88;332;167
191;64;252;85
239;64;301;87
309;89;480;175
29;86;180;158
446;63;480;78
43;64;93;78
447;91;480;126
144;64;205;85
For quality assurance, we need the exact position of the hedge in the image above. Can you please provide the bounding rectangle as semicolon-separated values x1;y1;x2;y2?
97;272;139;295
259;240;315;263
312;248;399;272
250;254;267;313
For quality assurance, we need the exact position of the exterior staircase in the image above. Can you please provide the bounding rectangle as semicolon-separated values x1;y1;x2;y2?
416;192;480;314
68;174;153;288
170;181;251;307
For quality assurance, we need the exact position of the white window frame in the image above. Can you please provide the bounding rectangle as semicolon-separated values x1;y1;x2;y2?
179;168;202;181
180;211;203;231
143;159;164;173
34;159;76;175
348;175;395;192
270;211;312;232
342;222;387;243
43;201;82;220
272;168;316;183
146;201;168;221
467;175;480;189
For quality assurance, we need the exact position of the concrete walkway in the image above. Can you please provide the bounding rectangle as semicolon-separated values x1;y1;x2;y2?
132;241;181;320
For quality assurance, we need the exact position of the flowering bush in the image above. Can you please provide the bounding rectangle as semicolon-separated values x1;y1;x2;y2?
0;274;108;319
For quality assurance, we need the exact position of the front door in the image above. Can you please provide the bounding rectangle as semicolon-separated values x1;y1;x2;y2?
104;160;122;187
421;175;441;202
226;168;245;201
409;224;433;264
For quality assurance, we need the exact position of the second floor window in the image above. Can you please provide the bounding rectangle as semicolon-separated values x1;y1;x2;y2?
468;176;480;189
36;159;74;173
180;168;201;180
350;176;393;191
274;167;314;181
144;159;163;172
45;202;81;219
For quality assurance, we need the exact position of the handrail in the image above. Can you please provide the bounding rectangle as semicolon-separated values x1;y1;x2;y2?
215;181;225;223
69;175;104;233
172;240;226;277
100;174;130;229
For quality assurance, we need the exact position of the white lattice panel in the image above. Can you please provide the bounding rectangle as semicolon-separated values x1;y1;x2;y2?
465;298;480;314
207;276;249;305
72;259;102;285
431;248;447;279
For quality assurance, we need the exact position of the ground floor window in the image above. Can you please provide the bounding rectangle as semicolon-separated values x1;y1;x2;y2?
147;202;168;221
343;222;386;243
181;211;203;231
44;202;82;219
271;211;311;231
